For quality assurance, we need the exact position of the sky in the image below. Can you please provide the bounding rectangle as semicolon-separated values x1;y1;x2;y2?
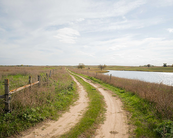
0;0;173;66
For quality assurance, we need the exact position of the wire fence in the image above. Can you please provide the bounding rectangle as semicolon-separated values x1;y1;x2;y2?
0;70;53;113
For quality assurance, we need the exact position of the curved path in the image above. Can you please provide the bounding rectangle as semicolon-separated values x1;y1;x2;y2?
21;75;89;138
76;74;129;138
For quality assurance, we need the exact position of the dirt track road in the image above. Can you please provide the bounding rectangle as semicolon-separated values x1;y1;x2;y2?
21;75;89;138
76;74;129;138
21;73;129;138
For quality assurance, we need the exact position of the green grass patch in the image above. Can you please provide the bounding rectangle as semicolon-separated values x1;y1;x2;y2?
96;70;109;73
61;74;106;138
0;74;29;95
75;73;173;138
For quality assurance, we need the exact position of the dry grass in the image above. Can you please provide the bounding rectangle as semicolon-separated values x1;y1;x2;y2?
0;66;40;76
73;66;108;73
71;69;173;120
0;66;73;115
0;66;77;137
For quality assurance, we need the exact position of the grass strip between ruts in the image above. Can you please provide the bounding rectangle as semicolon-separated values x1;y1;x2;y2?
61;73;106;138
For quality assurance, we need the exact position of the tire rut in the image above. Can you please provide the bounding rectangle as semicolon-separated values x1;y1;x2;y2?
21;75;89;138
75;74;129;138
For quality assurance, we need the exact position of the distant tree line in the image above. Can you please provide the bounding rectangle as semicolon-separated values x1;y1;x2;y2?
140;63;173;67
163;63;173;67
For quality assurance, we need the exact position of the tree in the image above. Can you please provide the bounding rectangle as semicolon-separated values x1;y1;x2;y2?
98;64;107;70
147;64;151;67
163;63;167;67
77;63;85;69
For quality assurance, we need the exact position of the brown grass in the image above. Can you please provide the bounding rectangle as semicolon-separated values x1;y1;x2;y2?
0;66;73;115
71;68;173;120
0;66;51;76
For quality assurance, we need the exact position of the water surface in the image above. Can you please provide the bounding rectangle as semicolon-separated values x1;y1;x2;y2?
104;70;173;86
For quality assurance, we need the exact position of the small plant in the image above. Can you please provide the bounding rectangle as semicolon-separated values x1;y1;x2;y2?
155;120;173;138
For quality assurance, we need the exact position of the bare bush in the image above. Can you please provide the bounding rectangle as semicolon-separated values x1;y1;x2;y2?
77;63;85;69
98;64;107;70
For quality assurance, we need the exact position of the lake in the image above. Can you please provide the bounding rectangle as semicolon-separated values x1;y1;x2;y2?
104;70;173;86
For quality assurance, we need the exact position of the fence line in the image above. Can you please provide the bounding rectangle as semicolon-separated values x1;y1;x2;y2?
0;95;4;98
9;81;39;94
0;70;52;113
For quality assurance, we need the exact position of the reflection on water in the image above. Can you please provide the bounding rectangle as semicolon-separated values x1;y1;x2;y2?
104;70;173;86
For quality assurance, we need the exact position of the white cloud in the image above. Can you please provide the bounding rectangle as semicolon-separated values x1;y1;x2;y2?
0;0;173;65
84;36;173;65
83;45;89;48
151;0;173;7
77;50;95;57
54;28;80;44
76;18;85;22
76;17;164;33
167;28;173;33
0;27;6;32
112;0;146;16
86;0;146;18
108;45;127;51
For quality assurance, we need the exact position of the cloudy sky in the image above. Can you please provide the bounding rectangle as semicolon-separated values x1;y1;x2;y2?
0;0;173;66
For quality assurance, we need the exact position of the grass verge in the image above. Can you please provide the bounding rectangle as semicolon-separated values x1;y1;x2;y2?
75;73;173;138
61;73;106;138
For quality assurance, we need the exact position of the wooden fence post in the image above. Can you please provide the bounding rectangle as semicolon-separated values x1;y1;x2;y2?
49;70;51;77
46;73;49;85
4;79;10;113
110;74;112;81
29;76;32;90
38;75;40;87
29;76;31;84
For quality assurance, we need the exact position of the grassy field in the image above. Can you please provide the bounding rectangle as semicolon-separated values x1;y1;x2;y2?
106;65;173;72
0;66;59;95
0;66;78;138
1;66;173;137
71;65;173;72
70;68;173;137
